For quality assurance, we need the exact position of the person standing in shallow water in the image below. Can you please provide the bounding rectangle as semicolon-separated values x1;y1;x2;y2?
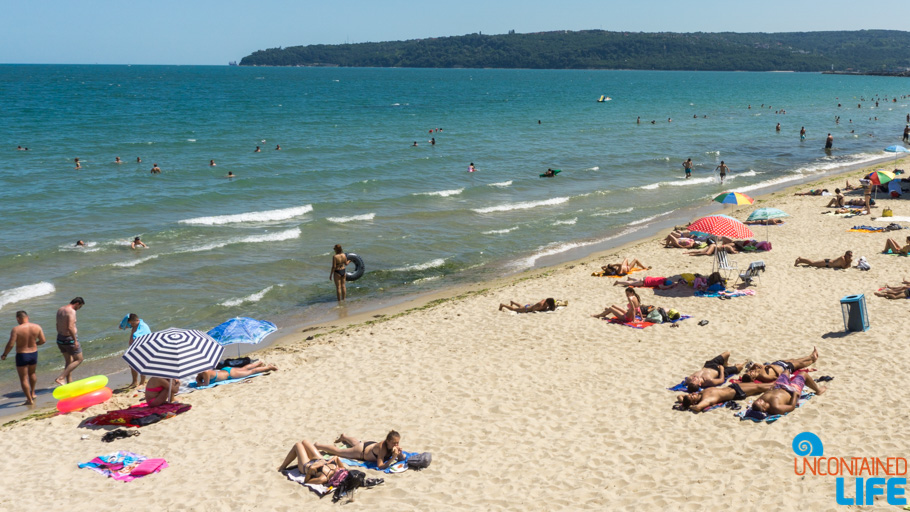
715;161;729;184
331;244;350;303
683;158;693;179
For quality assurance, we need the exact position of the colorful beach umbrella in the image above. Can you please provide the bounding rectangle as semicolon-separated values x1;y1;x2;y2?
865;169;894;186
746;207;789;222
688;215;754;240
713;192;755;205
123;327;223;380
207;317;276;357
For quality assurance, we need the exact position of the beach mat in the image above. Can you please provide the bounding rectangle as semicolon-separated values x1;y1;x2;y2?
337;451;416;474
694;290;755;299
79;451;168;482
283;468;332;496
609;315;691;329
188;373;262;390
736;393;814;423
86;403;191;428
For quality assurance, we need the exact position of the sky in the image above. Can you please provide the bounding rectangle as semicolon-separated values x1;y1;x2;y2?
1;0;908;65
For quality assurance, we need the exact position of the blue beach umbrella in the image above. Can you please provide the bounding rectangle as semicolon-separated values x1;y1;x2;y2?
884;145;910;162
747;207;789;242
207;317;277;357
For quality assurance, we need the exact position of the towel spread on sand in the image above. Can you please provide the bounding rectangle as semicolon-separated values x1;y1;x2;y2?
79;451;168;482
591;267;646;278
283;468;332;496
668;374;734;392
338;451;415;473
188;373;261;390
608;315;691;329
875;216;910;222
849;224;904;233
736;393;814;423
86;403;191;428
694;290;755;298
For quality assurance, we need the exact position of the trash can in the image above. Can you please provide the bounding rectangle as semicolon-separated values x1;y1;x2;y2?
840;294;869;332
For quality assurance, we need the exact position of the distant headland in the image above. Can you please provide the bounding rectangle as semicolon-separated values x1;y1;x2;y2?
239;29;910;73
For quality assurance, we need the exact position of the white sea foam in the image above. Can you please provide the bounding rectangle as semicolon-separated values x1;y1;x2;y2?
413;276;442;284
391;258;446;272
584;166;600;171
488;181;513;188
59;241;100;252
219;285;278;307
628;211;672;226
413;188;464;197
472;196;569;214
112;255;160;268
179;205;313;226
483;227;519;235
552;218;577;226
591;207;634;217
0;282;55;311
187;139;196;142
326;213;375;223
112;228;301;268
511;226;646;269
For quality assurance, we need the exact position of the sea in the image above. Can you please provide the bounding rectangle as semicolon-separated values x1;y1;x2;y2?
1;65;908;406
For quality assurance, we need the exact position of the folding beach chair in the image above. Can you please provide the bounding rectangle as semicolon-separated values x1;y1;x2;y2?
735;261;765;286
714;248;738;281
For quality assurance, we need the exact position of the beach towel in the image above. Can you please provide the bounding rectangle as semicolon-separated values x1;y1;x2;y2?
188;373;261;390
283;468;332;496
849;224;903;233
694;290;755;299
736;393;814;423
338;451;415;474
86;403;191;428
591;267;645;278
609;315;691;329
668;373;734;392
874;216;910;222
79;451;167;482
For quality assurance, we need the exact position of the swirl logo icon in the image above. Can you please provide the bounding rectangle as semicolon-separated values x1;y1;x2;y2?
792;432;824;457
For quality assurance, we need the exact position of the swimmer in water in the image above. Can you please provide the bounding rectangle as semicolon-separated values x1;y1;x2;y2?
226;171;235;178
131;237;148;249
430;138;435;146
75;240;85;247
800;127;806;140
468;163;476;173
137;157;141;163
254;146;261;153
210;159;216;166
115;156;122;164
74;158;81;169
412;141;418;147
17;146;24;150
275;144;281;150
150;163;161;174
776;123;781;132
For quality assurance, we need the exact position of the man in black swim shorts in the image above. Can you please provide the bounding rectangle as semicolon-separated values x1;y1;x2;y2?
684;351;745;392
1;311;47;405
742;347;819;383
676;382;774;412
55;297;85;385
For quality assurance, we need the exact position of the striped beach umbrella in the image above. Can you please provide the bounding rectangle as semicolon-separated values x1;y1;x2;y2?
713;192;755;205
688;215;754;239
123;327;223;380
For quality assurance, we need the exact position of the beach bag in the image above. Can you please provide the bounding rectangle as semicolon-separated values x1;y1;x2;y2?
707;272;725;288
856;256;871;271
327;468;350;488
406;452;432;470
640;305;655;316
657;307;670;323
693;276;708;291
331;470;365;503
645;310;664;324
667;309;681;321
220;357;251;368
756;241;772;251
883;208;894;217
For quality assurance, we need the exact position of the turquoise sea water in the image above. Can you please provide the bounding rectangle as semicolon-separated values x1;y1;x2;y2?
1;65;908;399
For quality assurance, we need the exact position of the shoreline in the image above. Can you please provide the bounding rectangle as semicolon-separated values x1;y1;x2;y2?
4;153;905;423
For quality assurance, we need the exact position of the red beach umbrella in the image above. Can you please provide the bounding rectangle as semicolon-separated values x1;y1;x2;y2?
688;215;754;240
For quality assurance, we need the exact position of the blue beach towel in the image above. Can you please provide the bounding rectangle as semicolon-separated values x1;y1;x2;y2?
735;393;814;423
338;451;417;474
188;373;260;390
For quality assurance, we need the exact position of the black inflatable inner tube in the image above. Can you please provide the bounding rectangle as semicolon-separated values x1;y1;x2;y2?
346;253;365;281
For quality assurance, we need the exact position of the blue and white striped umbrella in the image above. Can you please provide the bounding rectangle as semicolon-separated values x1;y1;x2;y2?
123;327;223;379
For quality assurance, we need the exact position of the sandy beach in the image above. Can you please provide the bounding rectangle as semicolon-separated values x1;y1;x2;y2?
2;157;909;511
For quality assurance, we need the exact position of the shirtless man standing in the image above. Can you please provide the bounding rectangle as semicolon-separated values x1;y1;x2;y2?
743;347;819;383
55;297;85;385
330;244;350;303
715;161;729;184
1;311;46;405
676;382;774;413
750;370;827;416
684;351;745;392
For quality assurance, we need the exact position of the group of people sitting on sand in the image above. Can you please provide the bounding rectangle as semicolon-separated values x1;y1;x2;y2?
676;347;827;415
278;430;405;485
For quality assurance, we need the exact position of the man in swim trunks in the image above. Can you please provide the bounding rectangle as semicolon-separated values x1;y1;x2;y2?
331;244;350;303
751;370;827;416
794;251;852;269
742;347;819;383
676;381;774;413
317;431;405;470
55;297;84;385
715;161;729;184
800;127;806;140
683;158;692;179
684;351;745;392
825;133;834;149
2;311;46;405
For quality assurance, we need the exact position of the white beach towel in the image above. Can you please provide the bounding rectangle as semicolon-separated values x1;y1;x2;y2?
873;216;910;222
284;468;330;496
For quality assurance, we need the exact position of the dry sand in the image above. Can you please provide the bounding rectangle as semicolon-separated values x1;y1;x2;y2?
2;159;909;511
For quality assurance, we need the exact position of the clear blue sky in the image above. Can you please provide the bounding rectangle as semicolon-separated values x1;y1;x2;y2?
1;0;906;65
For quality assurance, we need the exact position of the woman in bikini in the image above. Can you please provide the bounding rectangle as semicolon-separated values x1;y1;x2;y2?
195;361;277;386
601;258;650;276
331;244;350;303
499;298;557;313
592;286;643;322
144;377;180;406
883;236;910;255
278;439;348;485
316;431;404;470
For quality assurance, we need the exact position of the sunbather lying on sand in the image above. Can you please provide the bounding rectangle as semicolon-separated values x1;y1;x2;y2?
278;439;348;485
195;361;277;386
685;243;737;256
744;218;784;225
742;347;819;383
676;382;774;412
825;189;845;207
684;351;744;392
750;370;827;416
794;189;828;196
499;298;556;313
794;251;852;269
592;286;642;322
883;236;910;255
665;233;696;248
612;276;679;289
316;431;405;470
874;282;910;299
601;258;650;276
846;197;874;207
144;377;179;407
